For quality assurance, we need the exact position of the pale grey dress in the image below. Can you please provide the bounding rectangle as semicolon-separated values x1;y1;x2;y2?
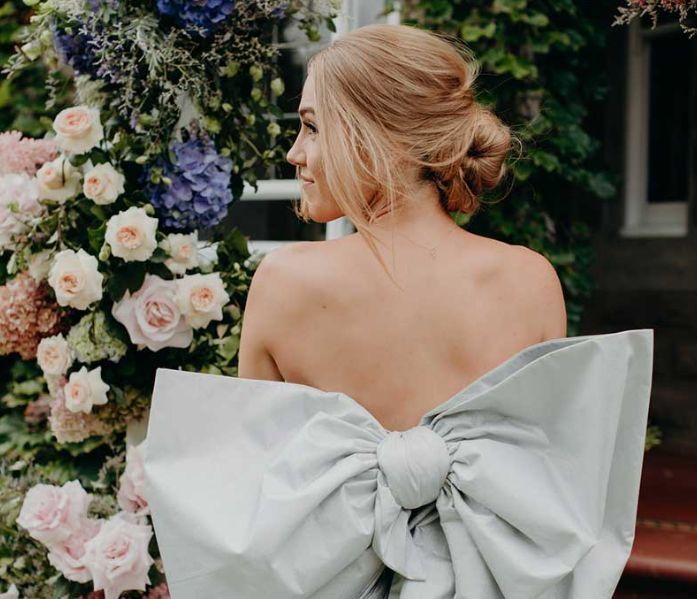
143;328;654;598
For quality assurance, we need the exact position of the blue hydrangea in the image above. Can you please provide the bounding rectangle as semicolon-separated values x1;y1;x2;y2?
156;0;237;36
145;133;234;232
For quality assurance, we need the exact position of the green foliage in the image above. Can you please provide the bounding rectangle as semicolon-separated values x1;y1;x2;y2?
0;0;71;134
645;422;663;451
396;0;622;335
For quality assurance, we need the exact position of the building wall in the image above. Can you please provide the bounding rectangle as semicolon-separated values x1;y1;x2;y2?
579;24;697;456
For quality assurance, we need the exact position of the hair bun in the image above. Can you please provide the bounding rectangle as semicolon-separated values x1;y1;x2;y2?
460;104;511;196
429;103;512;214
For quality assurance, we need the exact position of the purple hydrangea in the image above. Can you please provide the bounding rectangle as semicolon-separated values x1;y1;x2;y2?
51;14;123;85
270;1;289;20
156;0;237;36
145;132;234;232
52;25;102;80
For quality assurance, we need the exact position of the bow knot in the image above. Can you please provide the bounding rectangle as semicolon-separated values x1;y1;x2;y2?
376;426;451;509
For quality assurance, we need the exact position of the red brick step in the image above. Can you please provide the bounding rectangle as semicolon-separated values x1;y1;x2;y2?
614;449;697;596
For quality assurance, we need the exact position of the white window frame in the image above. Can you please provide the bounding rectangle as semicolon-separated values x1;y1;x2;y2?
244;1;401;254
620;19;690;238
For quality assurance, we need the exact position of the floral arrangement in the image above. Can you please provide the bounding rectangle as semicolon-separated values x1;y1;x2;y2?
614;0;697;37
0;0;342;596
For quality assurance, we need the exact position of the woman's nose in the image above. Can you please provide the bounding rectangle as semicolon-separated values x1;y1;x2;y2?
286;137;304;167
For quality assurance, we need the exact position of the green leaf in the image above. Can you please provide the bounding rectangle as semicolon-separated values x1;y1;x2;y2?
148;247;167;264
89;204;108;221
0;2;17;18
68;153;90;167
106;274;129;303
521;12;549;27
90;148;109;164
52;576;70;599
587;173;616;199
460;22;496;42
529;149;561;172
147;262;173;279
218;335;240;362
546;31;572;47
0;79;11;109
547;252;576;266
87;222;107;253
492;0;527;14
124;263;147;293
110;385;126;406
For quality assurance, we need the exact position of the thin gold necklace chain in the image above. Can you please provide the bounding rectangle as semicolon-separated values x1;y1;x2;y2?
391;224;460;258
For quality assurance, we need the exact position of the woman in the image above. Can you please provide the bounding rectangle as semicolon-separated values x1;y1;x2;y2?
143;24;654;598
238;23;566;431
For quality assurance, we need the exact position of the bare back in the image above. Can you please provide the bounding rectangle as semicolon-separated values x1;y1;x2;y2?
264;229;564;432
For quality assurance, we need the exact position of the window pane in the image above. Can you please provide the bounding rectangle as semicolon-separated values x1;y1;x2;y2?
276;47;306;114
646;33;694;203
222;199;325;242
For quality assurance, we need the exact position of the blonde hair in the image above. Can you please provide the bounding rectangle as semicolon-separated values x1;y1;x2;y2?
293;23;517;280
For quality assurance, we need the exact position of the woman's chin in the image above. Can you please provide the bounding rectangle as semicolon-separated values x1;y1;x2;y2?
305;196;344;224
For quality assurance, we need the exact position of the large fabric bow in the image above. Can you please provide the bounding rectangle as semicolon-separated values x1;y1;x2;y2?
144;329;653;598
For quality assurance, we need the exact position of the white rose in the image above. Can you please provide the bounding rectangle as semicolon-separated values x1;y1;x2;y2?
160;231;199;275
105;206;158;262
36;155;81;203
36;333;74;377
175;272;230;329
0;583;19;599
83;162;125;205
27;249;54;281
196;241;219;273
48;248;104;310
52;105;104;154
63;365;109;414
0;173;42;250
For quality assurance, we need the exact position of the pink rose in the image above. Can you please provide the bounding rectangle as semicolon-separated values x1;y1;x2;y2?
117;441;149;517
46;518;103;583
111;274;193;352
16;480;92;546
82;512;155;599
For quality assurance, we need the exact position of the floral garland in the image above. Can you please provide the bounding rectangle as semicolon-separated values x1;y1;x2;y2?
614;0;697;37
0;0;341;596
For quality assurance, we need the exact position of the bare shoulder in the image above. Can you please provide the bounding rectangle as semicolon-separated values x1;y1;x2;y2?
254;239;332;276
464;234;567;341
237;241;319;379
504;243;568;341
245;241;328;319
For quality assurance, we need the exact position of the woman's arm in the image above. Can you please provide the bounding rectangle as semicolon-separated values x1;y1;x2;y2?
523;247;568;342
237;250;286;381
